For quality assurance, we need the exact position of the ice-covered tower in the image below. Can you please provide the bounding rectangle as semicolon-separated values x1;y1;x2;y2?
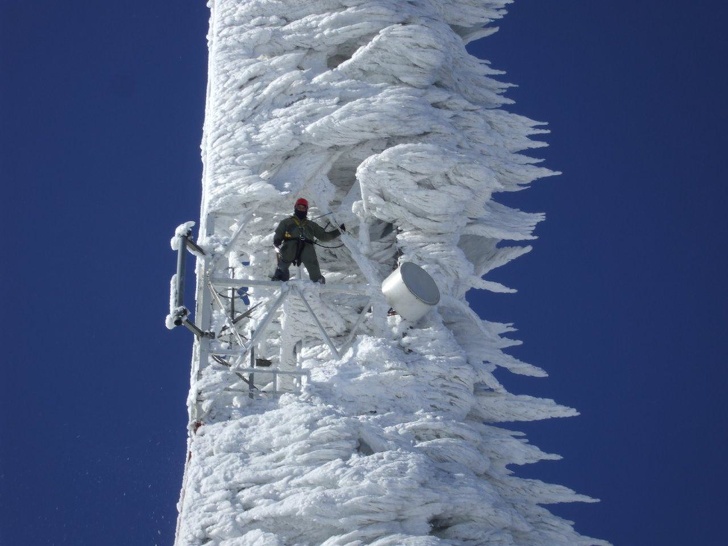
169;1;608;544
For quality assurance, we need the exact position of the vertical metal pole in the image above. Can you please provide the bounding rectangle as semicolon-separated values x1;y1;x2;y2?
176;236;187;309
249;330;255;399
294;340;303;391
193;214;216;420
228;266;236;323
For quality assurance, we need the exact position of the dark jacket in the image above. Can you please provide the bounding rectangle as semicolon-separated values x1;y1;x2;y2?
273;216;341;248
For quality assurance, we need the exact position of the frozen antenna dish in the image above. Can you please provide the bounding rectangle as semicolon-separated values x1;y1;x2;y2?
382;262;440;321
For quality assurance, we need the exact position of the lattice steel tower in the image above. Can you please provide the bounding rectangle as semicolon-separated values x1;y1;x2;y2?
167;1;606;545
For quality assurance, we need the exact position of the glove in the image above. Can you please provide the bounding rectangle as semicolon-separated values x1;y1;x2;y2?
273;238;282;248
339;223;346;232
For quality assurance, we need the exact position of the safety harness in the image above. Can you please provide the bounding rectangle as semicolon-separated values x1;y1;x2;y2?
282;217;314;266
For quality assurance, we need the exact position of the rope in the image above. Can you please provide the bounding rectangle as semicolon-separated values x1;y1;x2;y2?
314;241;346;249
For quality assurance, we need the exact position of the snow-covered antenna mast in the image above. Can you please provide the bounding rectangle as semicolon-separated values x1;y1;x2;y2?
169;1;609;544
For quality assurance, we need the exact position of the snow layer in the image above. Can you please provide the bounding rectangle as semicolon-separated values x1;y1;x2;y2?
175;1;608;544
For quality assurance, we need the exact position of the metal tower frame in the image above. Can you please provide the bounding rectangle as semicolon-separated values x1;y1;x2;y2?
168;213;375;425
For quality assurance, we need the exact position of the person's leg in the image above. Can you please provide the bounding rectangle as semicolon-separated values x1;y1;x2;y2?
272;242;297;280
272;257;291;281
301;245;324;283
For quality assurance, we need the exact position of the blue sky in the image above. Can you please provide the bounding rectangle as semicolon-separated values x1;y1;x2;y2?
2;1;727;545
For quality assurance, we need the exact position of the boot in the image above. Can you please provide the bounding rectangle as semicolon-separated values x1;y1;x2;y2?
271;267;289;281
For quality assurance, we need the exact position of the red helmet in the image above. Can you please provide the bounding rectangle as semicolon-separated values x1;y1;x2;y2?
295;198;309;209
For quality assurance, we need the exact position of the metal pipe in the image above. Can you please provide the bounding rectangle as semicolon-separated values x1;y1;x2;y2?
176;236;187;309
208;280;247;347
231;368;310;377
184;237;206;257
340;298;371;355
183;318;213;338
238;287;289;354
294;285;340;359
209;277;369;294
249;330;255;399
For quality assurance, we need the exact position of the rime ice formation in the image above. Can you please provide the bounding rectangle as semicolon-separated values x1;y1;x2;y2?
174;1;608;545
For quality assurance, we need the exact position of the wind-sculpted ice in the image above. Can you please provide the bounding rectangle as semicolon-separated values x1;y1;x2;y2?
176;1;608;544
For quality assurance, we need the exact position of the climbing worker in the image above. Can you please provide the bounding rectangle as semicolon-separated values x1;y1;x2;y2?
271;198;345;284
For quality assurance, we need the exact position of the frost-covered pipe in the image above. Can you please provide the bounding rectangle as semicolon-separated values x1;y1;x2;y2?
175;235;187;311
293;284;340;359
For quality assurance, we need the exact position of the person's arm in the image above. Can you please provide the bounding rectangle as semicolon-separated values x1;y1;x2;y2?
273;219;288;247
310;221;343;242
